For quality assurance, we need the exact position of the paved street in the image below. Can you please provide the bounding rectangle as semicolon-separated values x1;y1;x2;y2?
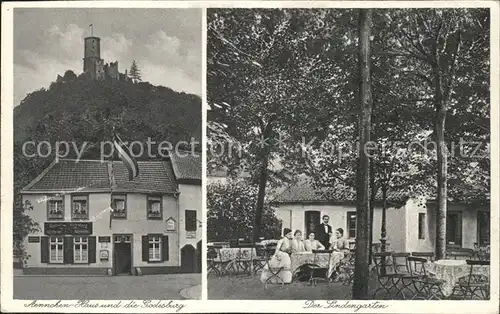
14;274;201;300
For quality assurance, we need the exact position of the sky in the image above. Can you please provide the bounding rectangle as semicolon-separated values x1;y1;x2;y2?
13;8;202;106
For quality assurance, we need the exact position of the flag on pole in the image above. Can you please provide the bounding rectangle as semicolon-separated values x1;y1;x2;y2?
113;133;139;180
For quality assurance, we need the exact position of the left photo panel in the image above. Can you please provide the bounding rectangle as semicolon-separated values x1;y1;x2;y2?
12;8;202;299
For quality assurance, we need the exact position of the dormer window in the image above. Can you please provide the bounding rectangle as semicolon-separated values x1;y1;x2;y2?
147;196;162;220
47;195;64;220
72;195;89;220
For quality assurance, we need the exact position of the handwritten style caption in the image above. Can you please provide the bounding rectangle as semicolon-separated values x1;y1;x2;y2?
24;300;186;312
304;300;389;312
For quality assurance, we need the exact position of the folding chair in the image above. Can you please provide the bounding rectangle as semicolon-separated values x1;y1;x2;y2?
235;245;255;276
207;245;231;277
263;244;285;289
411;252;435;262
408;256;446;300
372;252;411;300
446;249;474;260
306;250;332;286
459;260;490;300
253;245;267;275
391;252;420;300
207;246;219;276
338;248;355;285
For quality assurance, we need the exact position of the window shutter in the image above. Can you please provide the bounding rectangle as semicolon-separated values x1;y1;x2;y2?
88;236;97;263
40;236;49;263
63;236;74;264
162;235;169;261
142;235;149;262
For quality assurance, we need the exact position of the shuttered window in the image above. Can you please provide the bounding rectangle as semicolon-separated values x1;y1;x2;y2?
142;234;168;262
149;236;161;261
74;237;88;263
49;237;64;263
42;236;96;264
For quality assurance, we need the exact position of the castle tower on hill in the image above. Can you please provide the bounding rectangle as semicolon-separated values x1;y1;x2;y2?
83;32;126;81
83;36;104;80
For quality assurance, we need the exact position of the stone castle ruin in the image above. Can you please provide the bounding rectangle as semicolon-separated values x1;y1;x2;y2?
82;35;129;81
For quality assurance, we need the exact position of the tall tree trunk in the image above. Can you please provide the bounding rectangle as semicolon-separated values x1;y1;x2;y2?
434;69;448;260
352;8;373;300
252;119;275;243
252;150;270;243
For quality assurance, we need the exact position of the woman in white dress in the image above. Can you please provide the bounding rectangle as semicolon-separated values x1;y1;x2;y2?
260;228;293;284
304;231;325;252
291;230;306;253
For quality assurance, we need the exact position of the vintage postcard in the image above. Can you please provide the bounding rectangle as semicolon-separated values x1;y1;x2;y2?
2;1;500;313
2;2;203;309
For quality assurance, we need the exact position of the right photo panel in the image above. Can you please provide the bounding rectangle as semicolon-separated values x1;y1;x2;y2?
206;8;491;300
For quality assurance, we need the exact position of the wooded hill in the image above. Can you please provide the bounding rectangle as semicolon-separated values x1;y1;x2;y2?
14;71;201;191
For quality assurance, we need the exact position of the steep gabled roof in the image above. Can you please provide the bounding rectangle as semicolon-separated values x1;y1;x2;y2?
21;159;178;194
169;151;201;184
272;179;408;205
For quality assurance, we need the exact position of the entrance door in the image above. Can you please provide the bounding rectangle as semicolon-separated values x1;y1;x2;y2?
181;245;196;273
113;234;132;275
446;212;463;247
305;211;321;238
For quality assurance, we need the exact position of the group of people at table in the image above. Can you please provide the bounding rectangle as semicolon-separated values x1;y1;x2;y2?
260;215;349;284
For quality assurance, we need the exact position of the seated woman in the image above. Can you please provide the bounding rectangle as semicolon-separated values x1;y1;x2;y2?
303;232;325;252
291;230;306;253
329;228;350;253
260;228;293;284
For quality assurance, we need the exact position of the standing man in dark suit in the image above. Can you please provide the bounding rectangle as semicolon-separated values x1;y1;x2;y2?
315;215;332;249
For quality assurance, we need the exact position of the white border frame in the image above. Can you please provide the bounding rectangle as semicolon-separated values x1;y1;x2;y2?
2;1;499;313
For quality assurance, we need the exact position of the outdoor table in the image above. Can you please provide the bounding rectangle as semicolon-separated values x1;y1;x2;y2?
427;259;490;297
218;247;257;274
290;251;344;279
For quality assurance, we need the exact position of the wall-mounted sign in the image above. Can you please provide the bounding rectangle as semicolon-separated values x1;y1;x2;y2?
99;249;109;261
165;217;176;232
186;231;196;239
44;222;92;235
99;236;111;243
28;236;40;243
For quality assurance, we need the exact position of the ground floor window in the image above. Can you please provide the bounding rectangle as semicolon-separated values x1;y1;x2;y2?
49;237;64;263
347;211;357;239
149;236;162;261
41;236;96;264
446;212;462;246
477;211;490;246
74;237;88;263
142;234;169;262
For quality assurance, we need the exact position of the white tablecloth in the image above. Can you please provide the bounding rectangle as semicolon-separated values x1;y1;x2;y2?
218;247;257;262
427;259;490;296
290;251;344;279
